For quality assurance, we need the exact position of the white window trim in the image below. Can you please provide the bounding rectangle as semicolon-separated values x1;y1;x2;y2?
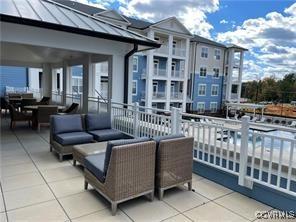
133;56;138;72
198;84;206;96
214;48;221;60
211;84;219;96
132;80;137;96
199;67;207;78
197;102;205;113
213;68;220;79
210;102;218;113
201;47;208;59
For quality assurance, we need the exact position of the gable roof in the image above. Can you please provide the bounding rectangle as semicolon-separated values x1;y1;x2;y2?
0;0;160;48
150;17;192;36
94;10;131;24
191;35;226;48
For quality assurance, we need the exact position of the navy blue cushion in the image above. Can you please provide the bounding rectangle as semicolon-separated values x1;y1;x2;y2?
86;113;111;131
54;132;93;146
88;129;129;142
153;134;184;148
84;153;106;183
52;114;83;135
104;137;150;173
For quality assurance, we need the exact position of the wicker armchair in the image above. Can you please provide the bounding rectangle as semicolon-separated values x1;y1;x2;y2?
37;106;58;131
8;104;32;129
84;140;156;215
155;136;194;200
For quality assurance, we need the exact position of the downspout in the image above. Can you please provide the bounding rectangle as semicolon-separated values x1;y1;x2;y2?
124;44;138;104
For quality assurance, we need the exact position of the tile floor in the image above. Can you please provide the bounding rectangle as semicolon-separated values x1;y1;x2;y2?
0;118;279;222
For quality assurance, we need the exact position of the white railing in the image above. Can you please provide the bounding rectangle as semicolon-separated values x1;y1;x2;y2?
154;68;167;77
172;47;186;57
6;86;42;99
105;102;296;196
155;45;169;54
171;70;185;79
171;92;183;100
65;93;82;106
51;90;63;104
141;91;167;100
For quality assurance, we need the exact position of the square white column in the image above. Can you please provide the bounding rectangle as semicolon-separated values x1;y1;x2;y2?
182;38;190;112
145;30;154;109
41;63;52;98
165;34;173;110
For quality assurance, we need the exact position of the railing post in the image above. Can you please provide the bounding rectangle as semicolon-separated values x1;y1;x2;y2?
171;107;181;134
133;102;139;137
239;115;252;188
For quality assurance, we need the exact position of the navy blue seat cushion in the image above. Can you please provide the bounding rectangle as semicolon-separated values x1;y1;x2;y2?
54;132;93;146
86;113;111;131
153;134;184;148
88;129;129;142
104;137;150;173
52;114;83;135
84;153;106;183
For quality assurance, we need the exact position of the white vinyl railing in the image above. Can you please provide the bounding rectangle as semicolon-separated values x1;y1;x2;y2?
51;91;63;104
155;45;169;54
172;47;186;57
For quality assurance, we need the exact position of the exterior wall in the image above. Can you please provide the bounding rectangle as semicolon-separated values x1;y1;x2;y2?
132;55;147;103
0;66;28;96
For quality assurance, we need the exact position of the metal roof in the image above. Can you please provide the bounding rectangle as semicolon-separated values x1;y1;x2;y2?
191;35;226;48
0;0;160;48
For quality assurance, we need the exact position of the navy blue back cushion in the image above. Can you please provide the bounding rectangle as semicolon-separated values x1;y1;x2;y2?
153;134;184;148
86;113;111;131
52;114;83;135
104;137;150;173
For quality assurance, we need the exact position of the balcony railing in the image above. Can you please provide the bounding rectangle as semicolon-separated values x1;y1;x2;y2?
154;68;167;77
170;92;183;100
172;47;186;57
155;45;169;54
141;91;166;100
171;70;185;79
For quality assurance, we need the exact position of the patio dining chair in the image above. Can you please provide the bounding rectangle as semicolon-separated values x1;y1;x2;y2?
37;106;58;132
59;103;79;114
36;97;50;105
8;104;32;129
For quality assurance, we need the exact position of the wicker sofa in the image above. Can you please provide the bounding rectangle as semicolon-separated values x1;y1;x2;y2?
153;134;194;200
84;138;156;215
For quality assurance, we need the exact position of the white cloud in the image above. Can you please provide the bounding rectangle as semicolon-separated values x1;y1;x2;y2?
220;19;228;24
217;3;296;80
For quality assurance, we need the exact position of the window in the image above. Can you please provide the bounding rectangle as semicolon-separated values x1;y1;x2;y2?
231;84;238;94
57;73;60;90
213;68;219;78
38;72;42;88
171;62;176;76
211;85;219;96
133;56;138;72
152;81;158;93
210;102;218;113
132;80;137;95
198;84;206;96
214;49;221;60
197;102;205;113
200;67;207;77
153;60;159;75
201;47;208;58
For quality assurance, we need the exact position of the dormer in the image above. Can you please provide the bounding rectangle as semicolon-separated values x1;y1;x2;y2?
93;10;131;29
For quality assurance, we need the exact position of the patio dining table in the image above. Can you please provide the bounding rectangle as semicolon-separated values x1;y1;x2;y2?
24;105;66;129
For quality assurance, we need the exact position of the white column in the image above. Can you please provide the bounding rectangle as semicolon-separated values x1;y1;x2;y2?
42;63;52;98
182;38;190;112
82;55;93;113
145;30;154;109
110;55;125;103
165;34;173;110
95;63;101;94
226;49;234;101
62;61;71;105
128;56;134;105
52;69;57;92
237;51;244;103
107;56;113;113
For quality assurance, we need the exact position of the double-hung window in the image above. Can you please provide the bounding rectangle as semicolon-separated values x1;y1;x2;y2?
214;49;221;60
210;102;218;113
213;68;219;78
133;56;138;72
200;67;207;77
198;84;206;96
132;80;137;95
197;102;205;113
211;85;219;96
201;47;208;58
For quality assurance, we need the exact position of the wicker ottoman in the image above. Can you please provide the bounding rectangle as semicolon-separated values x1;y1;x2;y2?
73;142;107;167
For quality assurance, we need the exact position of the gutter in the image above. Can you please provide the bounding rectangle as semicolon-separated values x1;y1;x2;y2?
124;44;138;104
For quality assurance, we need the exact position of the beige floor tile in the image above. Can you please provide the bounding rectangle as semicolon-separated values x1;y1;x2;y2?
59;190;108;219
1;154;31;166
163;187;209;212
1;171;45;192
72;209;132;222
1;162;37;178
0;146;26;157
121;197;179;222
33;152;71;170
4;185;55;210
7;200;68;222
192;173;203;182
0;194;5;213
184;202;249;222
192;178;232;200
41;165;82;182
49;176;85;198
215;192;273;220
0;212;7;222
162;214;192;222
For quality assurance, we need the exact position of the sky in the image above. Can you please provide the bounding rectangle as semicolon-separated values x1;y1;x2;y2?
74;0;295;81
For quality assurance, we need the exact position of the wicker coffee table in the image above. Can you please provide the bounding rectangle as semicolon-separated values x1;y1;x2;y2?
73;142;108;167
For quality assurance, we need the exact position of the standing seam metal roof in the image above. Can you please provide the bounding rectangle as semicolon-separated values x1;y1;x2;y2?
0;0;160;48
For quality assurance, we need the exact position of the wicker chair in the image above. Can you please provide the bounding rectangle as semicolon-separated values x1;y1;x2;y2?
37;106;58;132
84;140;156;215
8;104;32;129
154;136;194;200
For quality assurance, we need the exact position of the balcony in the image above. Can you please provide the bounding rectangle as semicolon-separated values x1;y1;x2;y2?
154;68;167;78
141;91;166;100
171;70;185;79
154;45;169;55
170;92;183;100
172;47;186;57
